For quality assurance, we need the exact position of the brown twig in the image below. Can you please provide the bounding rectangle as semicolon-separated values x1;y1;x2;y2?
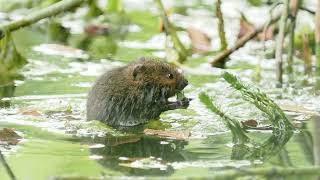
302;33;312;74
275;0;290;86
210;12;281;67
300;6;315;15
216;0;228;51
263;1;315;15
155;0;188;63
287;0;300;75
316;0;320;69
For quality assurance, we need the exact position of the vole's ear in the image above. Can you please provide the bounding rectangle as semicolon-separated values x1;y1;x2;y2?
133;64;146;80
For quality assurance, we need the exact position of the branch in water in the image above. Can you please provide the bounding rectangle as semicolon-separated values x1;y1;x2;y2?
0;0;85;39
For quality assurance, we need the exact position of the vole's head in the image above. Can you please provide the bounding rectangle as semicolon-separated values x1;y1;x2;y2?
130;57;188;98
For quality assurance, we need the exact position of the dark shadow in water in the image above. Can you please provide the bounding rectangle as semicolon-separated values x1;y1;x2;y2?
0;84;15;108
113;124;145;133
89;135;188;176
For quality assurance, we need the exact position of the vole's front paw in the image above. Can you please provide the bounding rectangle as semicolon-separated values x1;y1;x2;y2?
167;98;192;110
180;98;191;109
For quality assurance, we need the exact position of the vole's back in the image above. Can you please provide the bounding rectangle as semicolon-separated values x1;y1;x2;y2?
86;67;129;124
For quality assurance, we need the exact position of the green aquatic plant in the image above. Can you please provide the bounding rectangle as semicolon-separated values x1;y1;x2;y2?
0;31;27;85
222;72;294;132
224;72;294;159
200;72;294;160
199;93;249;144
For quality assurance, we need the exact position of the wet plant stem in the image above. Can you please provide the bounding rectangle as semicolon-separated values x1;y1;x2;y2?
0;0;85;39
155;0;188;63
316;0;320;73
302;33;312;74
287;0;300;75
275;0;290;86
216;0;228;51
0;150;16;180
210;11;281;67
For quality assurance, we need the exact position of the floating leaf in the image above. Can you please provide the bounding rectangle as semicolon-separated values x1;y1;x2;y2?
241;119;258;127
0;128;22;145
144;129;190;140
20;108;42;116
84;24;109;36
107;136;141;147
187;27;211;53
237;13;274;41
237;13;255;40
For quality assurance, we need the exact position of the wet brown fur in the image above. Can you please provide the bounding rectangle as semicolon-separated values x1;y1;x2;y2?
86;57;189;127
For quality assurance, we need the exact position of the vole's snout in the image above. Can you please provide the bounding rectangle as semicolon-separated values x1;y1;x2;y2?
183;79;188;87
178;79;188;90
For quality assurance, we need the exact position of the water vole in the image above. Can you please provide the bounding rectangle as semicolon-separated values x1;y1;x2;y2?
86;57;190;127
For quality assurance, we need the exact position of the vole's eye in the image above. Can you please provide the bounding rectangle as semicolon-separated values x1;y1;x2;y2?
167;73;174;79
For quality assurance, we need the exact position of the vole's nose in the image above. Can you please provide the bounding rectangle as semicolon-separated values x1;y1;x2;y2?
179;79;188;90
184;79;188;87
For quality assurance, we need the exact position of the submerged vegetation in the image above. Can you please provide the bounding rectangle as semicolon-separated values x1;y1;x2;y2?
0;0;320;179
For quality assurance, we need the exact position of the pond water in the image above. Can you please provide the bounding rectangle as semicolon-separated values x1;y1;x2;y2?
0;0;319;179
